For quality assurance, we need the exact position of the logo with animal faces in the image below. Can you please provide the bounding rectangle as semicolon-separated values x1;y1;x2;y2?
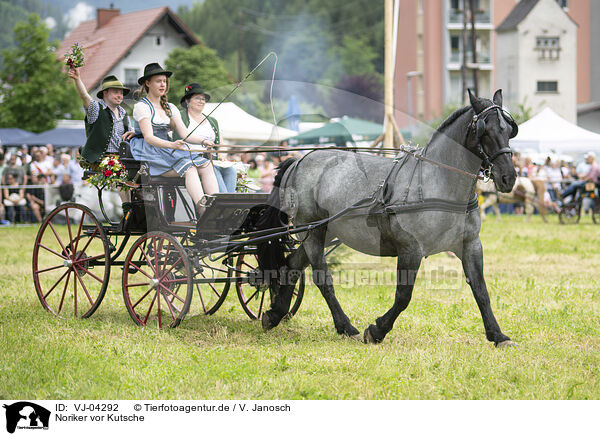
3;402;50;433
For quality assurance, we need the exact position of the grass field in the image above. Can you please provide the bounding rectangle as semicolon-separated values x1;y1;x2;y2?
0;214;599;399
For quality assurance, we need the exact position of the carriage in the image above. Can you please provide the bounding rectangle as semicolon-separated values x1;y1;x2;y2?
31;148;306;328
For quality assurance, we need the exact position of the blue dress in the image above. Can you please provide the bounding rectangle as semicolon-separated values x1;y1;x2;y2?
130;98;209;176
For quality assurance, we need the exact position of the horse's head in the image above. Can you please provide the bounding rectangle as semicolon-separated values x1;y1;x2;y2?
468;89;518;193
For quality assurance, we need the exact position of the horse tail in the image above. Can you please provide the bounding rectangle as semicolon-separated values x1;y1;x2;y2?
254;157;298;283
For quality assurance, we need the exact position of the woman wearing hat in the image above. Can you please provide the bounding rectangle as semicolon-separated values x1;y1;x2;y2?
177;83;237;193
129;63;218;217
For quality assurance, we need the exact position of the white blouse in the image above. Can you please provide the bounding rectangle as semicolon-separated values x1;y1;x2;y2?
133;101;180;124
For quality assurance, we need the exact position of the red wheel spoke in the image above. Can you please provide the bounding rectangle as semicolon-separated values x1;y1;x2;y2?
208;282;221;298
73;268;78;317
143;292;157;325
160;243;172;279
74;228;99;261
257;287;266;317
159;257;182;281
162;277;187;284
158;283;186;304
243;289;260;305
125;281;151;288
43;268;70;299
47;222;68;258
76;265;104;284
72;209;85;255
139;242;157;276
196;283;207;312
153;238;159;280
129;262;155;281
57;270;71;315
160;292;178;321
156;287;162;328
65;208;74;253
35;264;64;274
132;287;154;310
74;253;106;264
73;267;95;306
38;243;68;260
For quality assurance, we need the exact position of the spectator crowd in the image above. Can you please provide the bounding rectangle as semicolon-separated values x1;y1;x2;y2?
0;144;83;225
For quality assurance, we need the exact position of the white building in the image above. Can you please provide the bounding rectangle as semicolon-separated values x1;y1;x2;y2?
58;7;199;98
496;0;577;122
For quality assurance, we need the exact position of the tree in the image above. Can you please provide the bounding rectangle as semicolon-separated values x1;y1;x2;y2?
165;45;233;104
0;13;82;133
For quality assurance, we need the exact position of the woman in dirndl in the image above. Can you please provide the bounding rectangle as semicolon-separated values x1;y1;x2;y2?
129;63;219;216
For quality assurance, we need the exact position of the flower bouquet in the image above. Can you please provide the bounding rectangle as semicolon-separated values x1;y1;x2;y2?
65;42;85;68
84;156;131;191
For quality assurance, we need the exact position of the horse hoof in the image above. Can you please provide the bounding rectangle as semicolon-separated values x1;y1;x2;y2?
363;327;378;344
261;312;274;331
350;333;364;343
496;340;517;348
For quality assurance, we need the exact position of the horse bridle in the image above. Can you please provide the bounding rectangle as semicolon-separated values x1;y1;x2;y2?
470;104;518;176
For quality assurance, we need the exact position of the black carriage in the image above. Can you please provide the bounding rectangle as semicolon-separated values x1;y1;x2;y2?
31;151;305;328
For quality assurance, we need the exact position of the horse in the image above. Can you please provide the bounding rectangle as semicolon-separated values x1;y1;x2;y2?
252;89;518;347
477;176;548;222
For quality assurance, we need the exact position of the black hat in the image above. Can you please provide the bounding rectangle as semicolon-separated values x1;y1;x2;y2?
96;75;130;99
180;83;211;107
137;62;173;85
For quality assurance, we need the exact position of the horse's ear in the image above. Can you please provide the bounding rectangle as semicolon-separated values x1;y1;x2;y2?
468;88;477;107
493;89;503;106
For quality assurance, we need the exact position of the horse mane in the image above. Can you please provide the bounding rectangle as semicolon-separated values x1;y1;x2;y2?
427;105;473;146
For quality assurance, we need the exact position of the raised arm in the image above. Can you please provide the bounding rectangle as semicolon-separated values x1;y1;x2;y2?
68;67;92;110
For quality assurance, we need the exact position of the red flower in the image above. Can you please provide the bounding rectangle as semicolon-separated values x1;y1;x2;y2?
186;85;192;91
116;171;121;176
107;160;115;166
104;170;113;177
67;58;74;68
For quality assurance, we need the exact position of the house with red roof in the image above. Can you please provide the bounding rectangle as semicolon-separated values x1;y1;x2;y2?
58;6;199;99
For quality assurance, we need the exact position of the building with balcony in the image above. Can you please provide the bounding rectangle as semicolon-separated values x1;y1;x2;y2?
394;0;592;129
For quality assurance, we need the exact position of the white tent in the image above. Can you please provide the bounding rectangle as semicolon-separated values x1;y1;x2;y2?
510;107;600;157
203;102;296;143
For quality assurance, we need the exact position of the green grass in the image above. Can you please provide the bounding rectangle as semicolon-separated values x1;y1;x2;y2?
0;214;599;399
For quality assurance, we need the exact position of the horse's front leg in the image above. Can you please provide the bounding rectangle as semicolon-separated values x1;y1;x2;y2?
461;238;514;347
364;252;422;344
262;245;309;330
304;227;360;339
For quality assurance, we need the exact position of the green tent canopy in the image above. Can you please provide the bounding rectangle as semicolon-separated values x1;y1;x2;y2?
286;116;410;146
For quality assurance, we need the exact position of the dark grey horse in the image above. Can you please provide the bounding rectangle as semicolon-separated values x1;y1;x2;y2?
254;90;518;347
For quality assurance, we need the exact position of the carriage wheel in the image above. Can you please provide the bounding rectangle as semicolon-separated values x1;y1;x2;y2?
558;204;580;224
32;203;110;318
234;252;304;320
122;232;193;328
192;255;231;315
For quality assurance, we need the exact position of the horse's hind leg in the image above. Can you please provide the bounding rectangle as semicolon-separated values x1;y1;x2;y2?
262;245;309;330
461;237;514;347
303;227;360;338
364;252;422;344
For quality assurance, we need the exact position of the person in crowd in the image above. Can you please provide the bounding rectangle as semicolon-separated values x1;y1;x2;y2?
26;174;45;223
129;63;219;221
177;83;237;193
545;159;563;201
3;154;26;185
58;173;75;203
0;153;6;180
3;173;26;223
560;152;600;202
